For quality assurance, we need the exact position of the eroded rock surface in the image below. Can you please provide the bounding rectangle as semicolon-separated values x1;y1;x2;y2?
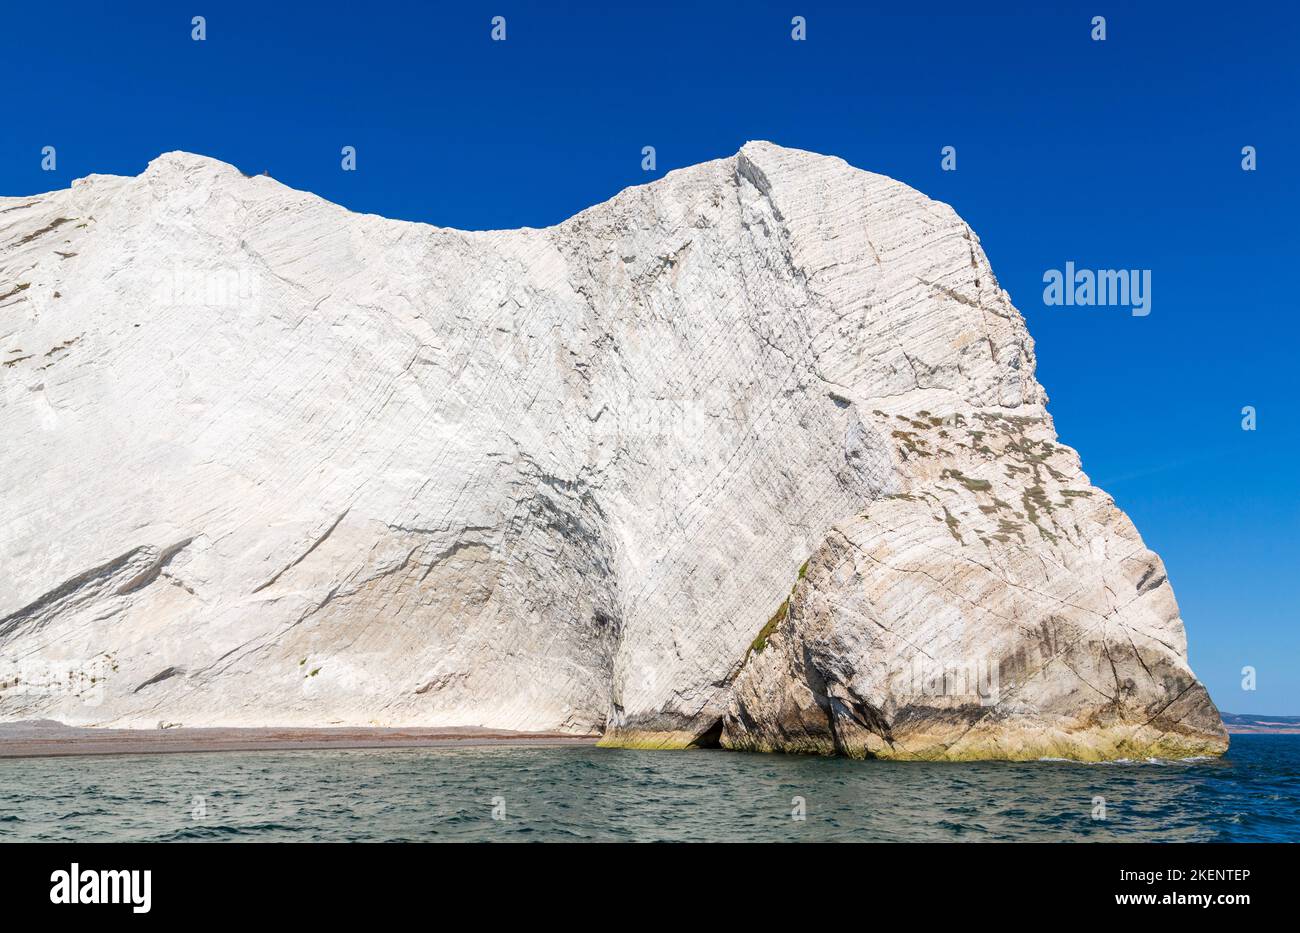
0;142;1224;758
721;411;1227;760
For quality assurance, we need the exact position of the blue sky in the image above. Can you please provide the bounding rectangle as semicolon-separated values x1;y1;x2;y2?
4;2;1297;713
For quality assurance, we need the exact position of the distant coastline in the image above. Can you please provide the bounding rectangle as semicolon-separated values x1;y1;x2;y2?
1221;713;1300;735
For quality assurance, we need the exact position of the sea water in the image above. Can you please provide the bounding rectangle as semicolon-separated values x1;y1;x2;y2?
2;734;1296;842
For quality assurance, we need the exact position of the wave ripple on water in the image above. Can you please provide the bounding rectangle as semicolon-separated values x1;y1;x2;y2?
1;735;1297;842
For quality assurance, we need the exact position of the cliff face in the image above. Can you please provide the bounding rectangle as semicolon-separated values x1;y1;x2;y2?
0;142;1225;758
721;411;1227;761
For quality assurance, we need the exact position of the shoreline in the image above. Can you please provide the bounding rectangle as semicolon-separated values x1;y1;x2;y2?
0;721;600;760
2;720;1286;762
1221;714;1300;736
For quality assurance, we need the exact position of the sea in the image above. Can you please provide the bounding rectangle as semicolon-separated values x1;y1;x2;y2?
2;734;1297;842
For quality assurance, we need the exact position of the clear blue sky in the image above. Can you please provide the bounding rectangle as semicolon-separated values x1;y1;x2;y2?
4;2;1297;713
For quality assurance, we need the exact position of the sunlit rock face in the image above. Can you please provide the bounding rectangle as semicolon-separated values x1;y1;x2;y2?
0;142;1224;759
720;411;1228;761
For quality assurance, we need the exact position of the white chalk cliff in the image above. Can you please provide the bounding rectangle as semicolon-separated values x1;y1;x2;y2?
0;143;1225;759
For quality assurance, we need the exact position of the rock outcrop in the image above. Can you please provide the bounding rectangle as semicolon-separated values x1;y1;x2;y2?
0;142;1225;759
721;411;1227;760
